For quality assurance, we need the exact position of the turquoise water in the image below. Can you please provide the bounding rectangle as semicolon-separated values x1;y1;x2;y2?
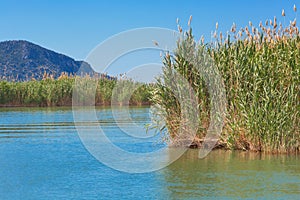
0;107;299;199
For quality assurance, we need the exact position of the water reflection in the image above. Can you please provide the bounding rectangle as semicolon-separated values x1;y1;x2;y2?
161;150;300;199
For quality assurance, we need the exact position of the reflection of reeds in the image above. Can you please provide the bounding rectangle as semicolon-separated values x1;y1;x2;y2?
151;7;299;153
0;73;152;106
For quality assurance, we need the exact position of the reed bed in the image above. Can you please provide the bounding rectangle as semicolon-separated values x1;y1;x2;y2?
0;73;152;106
151;7;299;153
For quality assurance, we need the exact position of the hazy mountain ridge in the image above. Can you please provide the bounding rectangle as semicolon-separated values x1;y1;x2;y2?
0;40;92;81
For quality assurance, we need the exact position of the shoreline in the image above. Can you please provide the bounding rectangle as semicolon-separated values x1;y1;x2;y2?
0;102;151;108
188;144;300;155
187;139;300;155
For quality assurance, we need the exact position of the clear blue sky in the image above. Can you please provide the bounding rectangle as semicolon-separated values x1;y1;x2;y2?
0;0;298;72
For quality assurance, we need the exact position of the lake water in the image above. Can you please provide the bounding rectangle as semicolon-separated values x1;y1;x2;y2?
0;107;299;199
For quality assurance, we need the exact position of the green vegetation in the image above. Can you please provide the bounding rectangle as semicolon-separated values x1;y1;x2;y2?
0;73;152;106
0;8;299;154
150;12;299;153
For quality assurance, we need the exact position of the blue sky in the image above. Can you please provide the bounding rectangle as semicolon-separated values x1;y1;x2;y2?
0;0;298;78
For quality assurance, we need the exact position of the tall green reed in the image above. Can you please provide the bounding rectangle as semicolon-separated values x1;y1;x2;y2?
0;73;152;107
150;7;299;153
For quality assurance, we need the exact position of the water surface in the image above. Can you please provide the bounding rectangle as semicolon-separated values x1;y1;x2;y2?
0;107;299;199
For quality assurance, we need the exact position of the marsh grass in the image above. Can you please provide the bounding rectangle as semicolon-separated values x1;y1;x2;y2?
151;8;299;153
0;73;152;107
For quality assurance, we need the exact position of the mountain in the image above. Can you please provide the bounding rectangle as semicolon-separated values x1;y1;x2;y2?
0;40;93;81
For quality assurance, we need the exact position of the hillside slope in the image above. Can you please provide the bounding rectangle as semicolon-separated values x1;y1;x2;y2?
0;40;92;81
